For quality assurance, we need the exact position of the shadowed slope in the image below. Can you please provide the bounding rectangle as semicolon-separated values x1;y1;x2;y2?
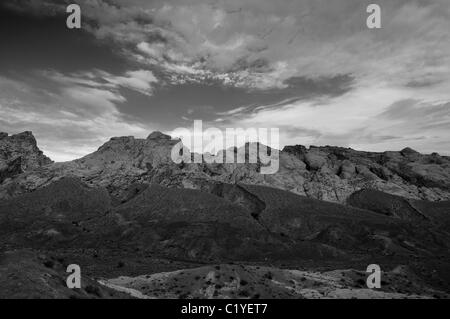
347;189;450;230
0;250;131;299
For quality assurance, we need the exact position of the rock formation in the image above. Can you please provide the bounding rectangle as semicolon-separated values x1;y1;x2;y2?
1;131;449;298
0;132;52;184
0;131;449;204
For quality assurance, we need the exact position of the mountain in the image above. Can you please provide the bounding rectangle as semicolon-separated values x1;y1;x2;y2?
348;189;450;226
2;176;448;263
1;177;449;298
0;131;449;205
0;131;449;298
282;145;450;202
0;131;52;185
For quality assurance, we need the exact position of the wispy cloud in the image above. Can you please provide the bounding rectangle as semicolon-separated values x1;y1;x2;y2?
0;74;153;161
0;0;449;159
44;69;158;96
64;0;450;91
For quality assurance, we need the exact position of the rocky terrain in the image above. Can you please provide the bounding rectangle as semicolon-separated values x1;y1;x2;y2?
0;132;52;185
1;131;449;204
102;264;447;299
0;250;131;299
0;131;449;299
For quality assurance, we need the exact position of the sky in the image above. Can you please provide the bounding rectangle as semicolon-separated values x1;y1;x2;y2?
0;0;449;161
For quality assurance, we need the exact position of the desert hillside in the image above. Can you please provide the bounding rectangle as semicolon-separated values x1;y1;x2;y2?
0;131;449;299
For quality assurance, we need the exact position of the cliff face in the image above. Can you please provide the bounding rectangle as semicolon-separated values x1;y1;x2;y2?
0;131;449;203
0;132;53;184
278;145;450;202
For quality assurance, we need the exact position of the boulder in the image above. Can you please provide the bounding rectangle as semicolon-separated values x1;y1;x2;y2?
304;153;327;170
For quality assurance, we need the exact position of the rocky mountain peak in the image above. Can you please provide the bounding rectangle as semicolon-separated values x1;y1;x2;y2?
147;131;172;140
3;131;38;145
0;131;53;183
0;131;449;204
401;147;419;155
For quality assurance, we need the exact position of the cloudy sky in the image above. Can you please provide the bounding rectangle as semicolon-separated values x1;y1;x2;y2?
0;0;449;161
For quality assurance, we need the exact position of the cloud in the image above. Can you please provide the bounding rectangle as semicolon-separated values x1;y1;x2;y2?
60;0;449;93
6;0;450;92
216;83;450;155
62;86;125;115
0;74;154;162
1;0;449;158
44;69;158;97
103;70;158;96
376;99;450;135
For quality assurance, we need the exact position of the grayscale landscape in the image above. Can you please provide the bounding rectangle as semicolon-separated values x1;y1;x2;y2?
0;0;449;299
0;131;449;298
